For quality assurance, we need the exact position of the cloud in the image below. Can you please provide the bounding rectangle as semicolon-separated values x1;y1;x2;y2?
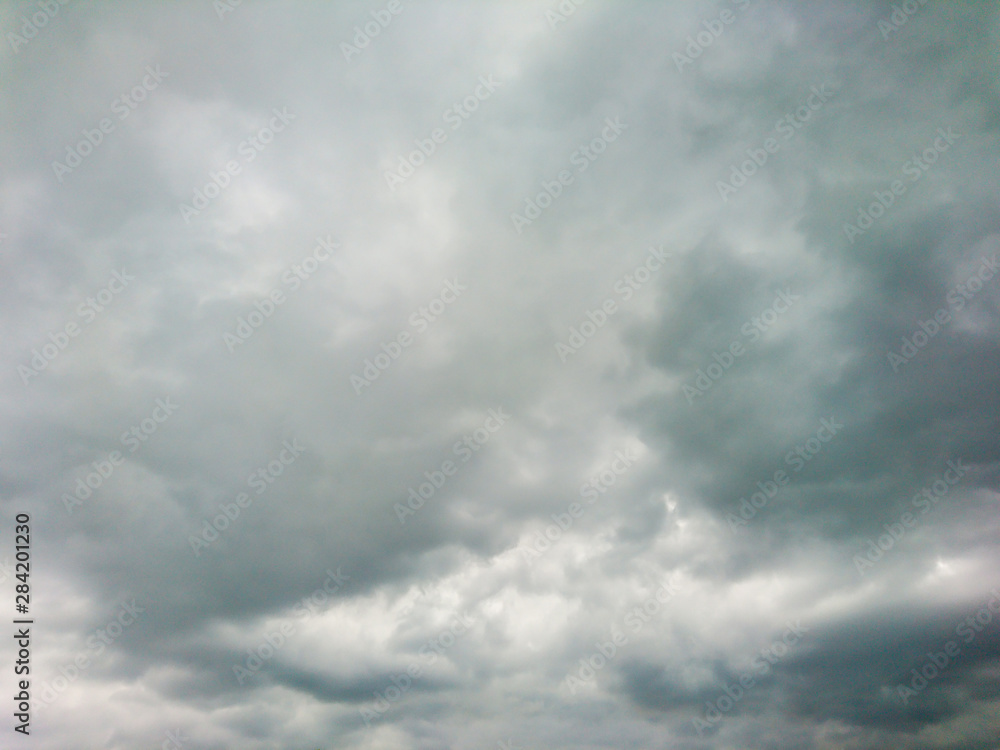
2;0;999;747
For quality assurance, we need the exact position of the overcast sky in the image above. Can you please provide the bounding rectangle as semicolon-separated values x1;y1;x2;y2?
2;1;1000;748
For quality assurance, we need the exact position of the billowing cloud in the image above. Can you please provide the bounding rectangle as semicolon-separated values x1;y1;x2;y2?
2;1;999;748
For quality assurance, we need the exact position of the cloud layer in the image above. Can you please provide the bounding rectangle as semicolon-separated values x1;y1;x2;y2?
2;1;999;748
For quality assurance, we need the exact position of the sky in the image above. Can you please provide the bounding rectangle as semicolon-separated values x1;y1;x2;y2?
2;1;1000;749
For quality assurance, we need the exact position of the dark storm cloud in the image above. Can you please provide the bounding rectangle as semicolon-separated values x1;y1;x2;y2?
1;1;999;748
